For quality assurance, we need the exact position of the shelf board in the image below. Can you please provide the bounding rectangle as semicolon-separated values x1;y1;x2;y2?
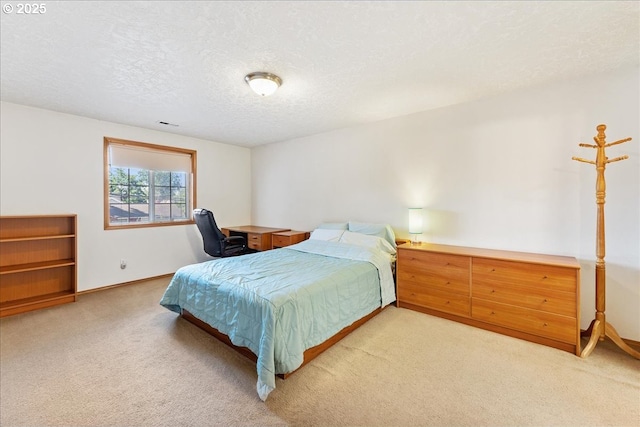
0;259;75;275
0;234;75;243
0;291;76;311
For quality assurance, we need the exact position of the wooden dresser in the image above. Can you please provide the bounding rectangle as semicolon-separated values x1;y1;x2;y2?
396;243;581;355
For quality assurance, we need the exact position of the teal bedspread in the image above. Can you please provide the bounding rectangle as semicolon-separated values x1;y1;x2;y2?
159;239;395;400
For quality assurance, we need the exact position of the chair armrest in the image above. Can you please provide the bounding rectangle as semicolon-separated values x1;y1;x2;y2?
225;236;246;245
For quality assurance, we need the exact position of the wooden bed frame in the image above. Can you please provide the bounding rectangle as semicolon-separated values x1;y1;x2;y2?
181;306;385;379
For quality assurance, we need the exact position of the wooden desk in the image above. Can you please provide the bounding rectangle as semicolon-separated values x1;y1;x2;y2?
221;225;290;251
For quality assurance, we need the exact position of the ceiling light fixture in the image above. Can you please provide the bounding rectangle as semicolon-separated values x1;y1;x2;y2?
244;72;282;96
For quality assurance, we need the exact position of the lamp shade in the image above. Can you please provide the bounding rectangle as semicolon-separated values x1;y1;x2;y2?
245;72;282;96
408;208;423;234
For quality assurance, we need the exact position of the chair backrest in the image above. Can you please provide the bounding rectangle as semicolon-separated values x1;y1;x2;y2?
193;208;226;257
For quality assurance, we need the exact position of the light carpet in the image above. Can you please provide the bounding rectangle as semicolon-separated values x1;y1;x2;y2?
1;278;638;426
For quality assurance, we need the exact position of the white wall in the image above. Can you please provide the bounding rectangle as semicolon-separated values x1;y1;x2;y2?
0;102;252;291
252;67;640;341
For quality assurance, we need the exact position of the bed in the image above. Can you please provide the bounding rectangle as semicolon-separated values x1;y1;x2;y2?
159;222;397;400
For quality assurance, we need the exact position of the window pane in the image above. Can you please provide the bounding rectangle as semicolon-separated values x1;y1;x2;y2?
109;167;129;186
132;168;149;185
109;203;128;223
154;203;171;222
129;186;149;204
129;204;149;221
154;171;171;186
171;203;187;219
172;173;186;186
172;187;186;203
154;186;171;203
109;186;129;203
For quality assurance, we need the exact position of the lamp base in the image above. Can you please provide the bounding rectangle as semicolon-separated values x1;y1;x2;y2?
410;235;422;245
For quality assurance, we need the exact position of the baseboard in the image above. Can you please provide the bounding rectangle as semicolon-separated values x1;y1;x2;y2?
77;273;174;296
626;338;640;351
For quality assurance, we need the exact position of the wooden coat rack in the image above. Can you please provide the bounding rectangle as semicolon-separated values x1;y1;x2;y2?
572;124;639;359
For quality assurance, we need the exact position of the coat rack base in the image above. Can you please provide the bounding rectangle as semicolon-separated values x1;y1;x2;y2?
580;319;640;359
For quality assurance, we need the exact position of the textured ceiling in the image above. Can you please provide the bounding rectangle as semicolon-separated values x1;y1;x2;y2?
1;1;638;147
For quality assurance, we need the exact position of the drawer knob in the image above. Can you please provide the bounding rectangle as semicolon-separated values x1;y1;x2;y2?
543;275;548;279
491;311;495;315
543;323;548;327
543;299;548;303
491;289;496;293
491;268;496;272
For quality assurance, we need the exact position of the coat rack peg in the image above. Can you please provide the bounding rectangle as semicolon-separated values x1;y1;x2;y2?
605;137;633;148
572;124;638;359
571;156;596;165
606;155;629;164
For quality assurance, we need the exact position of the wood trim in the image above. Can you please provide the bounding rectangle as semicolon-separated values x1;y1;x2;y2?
181;306;385;379
624;338;640;351
77;273;174;296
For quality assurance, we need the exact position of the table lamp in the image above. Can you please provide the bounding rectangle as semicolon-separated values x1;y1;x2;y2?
409;208;423;245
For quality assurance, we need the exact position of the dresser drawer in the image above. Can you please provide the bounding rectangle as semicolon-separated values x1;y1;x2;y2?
398;280;470;317
472;298;576;344
473;259;577;293
472;281;576;317
398;250;470;296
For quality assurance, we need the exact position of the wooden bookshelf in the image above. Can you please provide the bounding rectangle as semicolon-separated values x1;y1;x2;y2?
0;215;77;317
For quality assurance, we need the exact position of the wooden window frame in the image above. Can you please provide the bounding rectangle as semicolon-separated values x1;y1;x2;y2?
103;136;197;230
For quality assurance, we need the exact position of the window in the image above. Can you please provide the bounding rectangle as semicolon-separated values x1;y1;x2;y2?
104;137;197;229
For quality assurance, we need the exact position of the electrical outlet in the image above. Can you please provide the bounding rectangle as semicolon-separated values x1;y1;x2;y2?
120;259;127;269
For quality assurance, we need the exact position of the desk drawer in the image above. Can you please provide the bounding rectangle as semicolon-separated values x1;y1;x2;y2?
247;233;267;251
272;234;289;248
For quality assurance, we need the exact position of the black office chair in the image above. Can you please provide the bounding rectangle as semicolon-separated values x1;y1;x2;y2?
193;208;247;257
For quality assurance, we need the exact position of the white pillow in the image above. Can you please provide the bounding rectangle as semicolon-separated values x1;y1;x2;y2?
348;221;396;248
309;228;345;242
339;230;397;255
